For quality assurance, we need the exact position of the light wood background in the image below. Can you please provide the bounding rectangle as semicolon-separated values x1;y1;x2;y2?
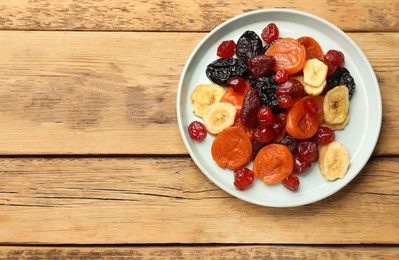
0;1;398;259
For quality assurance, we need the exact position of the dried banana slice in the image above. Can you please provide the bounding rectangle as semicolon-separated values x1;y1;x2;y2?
203;102;236;134
318;141;350;181
323;86;349;124
190;84;224;118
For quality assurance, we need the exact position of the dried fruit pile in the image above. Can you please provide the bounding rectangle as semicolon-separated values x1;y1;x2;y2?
188;23;355;192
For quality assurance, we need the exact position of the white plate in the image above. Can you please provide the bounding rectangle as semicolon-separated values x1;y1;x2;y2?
176;9;382;207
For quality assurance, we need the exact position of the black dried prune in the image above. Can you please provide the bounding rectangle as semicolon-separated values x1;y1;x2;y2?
262;39;277;53
327;67;355;98
206;58;248;85
236;31;263;62
240;88;261;128
250;74;282;114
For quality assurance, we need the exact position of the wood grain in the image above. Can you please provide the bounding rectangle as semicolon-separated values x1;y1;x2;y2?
0;32;397;155
0;1;397;32
0;157;397;244
0;246;398;259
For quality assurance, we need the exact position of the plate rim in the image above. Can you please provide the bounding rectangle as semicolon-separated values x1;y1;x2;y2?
176;8;382;207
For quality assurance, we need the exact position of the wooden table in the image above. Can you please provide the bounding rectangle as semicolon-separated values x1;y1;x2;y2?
0;1;398;259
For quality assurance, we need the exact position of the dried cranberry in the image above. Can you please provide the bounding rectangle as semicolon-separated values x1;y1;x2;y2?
228;76;247;94
293;155;312;174
325;50;345;67
276;81;294;96
240;88;261;128
291;79;305;98
316;126;335;145
282;175;300;191
271;122;285;136
251;140;266;160
188;121;207;141
280;134;298;155
275;111;288;125
234;167;255;190
277;94;293;109
261;23;279;43
322;58;337;77
303;97;322;115
247;55;275;79
274;69;289;83
297;141;318;162
253;125;274;144
217;40;236;58
257;106;274;126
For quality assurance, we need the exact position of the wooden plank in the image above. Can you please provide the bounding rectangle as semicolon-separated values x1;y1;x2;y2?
0;157;397;244
0;246;398;259
0;1;397;32
0;32;397;155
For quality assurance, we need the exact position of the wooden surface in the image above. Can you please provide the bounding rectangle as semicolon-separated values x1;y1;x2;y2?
0;1;398;259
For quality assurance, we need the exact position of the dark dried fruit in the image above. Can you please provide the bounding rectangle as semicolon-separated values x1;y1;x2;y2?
251;140;266;160
327;67;355;98
240;88;261;128
236;31;263;62
247;55;275;78
206;58;248;85
250;74;281;114
279;134;298;155
263;39;277;53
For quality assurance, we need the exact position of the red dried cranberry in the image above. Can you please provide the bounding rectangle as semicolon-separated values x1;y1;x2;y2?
247;55;275;78
217;40;236;58
291;79;305;98
228;76;247;94
253;125;274;144
322;58;337;77
324;50;345;67
234;167;255;190
282;175;300;191
316;126;335;145
276;81;294;96
293;155;312;174
257;106;274;126
275;111;288;125
274;69;289;83
188;121;207;141
271;122;285;136
298;141;318;162
303;97;322;115
277;94;293;108
261;23;279;43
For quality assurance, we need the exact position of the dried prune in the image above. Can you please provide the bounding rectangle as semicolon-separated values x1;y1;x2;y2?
236;31;263;62
327;67;355;97
263;39;277;53
240;88;261;128
206;58;248;85
250;74;281;114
